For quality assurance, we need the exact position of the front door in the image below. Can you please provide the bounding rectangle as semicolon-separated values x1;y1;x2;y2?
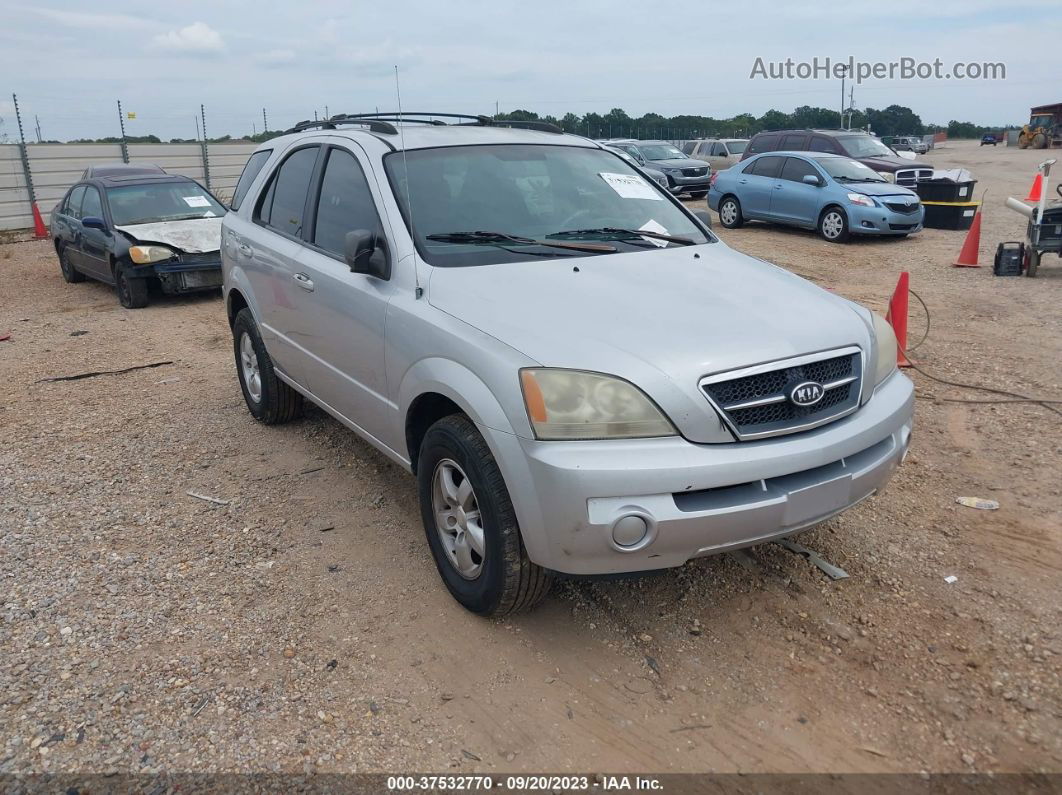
290;143;397;442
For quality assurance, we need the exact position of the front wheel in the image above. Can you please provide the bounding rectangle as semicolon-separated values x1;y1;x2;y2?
718;196;744;228
115;266;149;308
689;191;708;199
417;414;552;616
819;207;850;243
1026;249;1041;278
232;308;303;424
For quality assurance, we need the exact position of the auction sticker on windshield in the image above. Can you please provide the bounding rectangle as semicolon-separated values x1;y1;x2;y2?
599;172;662;201
183;195;211;207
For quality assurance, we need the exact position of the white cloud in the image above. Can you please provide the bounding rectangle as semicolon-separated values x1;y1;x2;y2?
260;48;296;65
153;22;224;53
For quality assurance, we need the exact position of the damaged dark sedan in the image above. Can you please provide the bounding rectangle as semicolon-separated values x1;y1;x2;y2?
50;173;226;308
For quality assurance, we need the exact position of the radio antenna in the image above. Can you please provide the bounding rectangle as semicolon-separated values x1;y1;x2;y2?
395;65;422;299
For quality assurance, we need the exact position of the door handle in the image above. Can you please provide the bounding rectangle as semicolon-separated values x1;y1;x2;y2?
238;243;253;258
774;184;784;189
292;272;314;291
738;179;748;184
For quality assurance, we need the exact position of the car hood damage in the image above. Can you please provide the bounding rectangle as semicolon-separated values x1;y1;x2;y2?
114;217;223;254
427;243;874;443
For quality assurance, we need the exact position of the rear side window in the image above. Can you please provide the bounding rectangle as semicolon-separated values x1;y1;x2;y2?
748;134;778;154
750;156;784;178
257;146;319;237
231;149;272;211
781;134;808;150
80;186;103;219
312;148;382;258
66;186;87;218
779;157;818;183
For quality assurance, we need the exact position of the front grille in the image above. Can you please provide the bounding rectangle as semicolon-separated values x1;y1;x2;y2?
682;167;708;177
179;251;221;264
700;348;863;440
895;168;932;187
884;201;920;214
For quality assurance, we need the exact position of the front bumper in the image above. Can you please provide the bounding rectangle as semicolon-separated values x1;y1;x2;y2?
486;371;914;576
848;204;925;236
141;259;223;293
662;171;712;194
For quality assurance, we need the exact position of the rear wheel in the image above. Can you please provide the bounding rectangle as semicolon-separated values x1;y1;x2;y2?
718;196;744;228
1026;249;1041;278
58;246;85;283
689;191;708;199
417;414;552;616
232;308;303;424
115;266;149;308
819;207;850;243
1033;132;1048;149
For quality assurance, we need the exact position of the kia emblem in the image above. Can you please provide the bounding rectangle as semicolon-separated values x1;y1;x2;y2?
789;381;825;407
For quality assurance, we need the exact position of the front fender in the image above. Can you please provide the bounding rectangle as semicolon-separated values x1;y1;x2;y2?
397;357;518;441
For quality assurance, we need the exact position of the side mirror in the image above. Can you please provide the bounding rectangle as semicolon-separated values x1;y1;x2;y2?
344;229;391;280
82;216;108;231
802;174;823;186
692;209;713;229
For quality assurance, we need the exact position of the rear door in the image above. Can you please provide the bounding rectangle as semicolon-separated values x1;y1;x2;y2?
61;185;87;269
243;144;323;387
769;157;823;227
739;155;784;218
290;143;397;440
77;185;111;280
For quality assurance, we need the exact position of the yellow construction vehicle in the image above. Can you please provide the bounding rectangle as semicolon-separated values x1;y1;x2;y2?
1018;103;1062;149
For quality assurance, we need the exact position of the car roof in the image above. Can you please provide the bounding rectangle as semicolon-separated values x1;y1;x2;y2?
83;163;166;177
261;123;602;155
91;173;198;188
754;129;871;138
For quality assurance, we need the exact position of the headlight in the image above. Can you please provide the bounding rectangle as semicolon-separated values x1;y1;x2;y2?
877;171;895;183
872;313;898;385
519;369;676;440
129;245;176;264
847;192;876;207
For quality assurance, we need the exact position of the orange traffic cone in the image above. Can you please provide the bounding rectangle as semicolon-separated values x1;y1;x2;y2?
953;208;983;268
885;271;911;367
31;202;48;239
1025;173;1043;202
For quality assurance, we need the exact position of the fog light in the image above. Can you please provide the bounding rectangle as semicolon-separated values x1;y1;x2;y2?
612;515;649;548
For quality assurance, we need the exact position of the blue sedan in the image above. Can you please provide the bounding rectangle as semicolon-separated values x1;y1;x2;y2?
709;151;924;242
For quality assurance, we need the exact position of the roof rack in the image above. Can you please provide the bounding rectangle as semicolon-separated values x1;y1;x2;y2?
284;112;563;136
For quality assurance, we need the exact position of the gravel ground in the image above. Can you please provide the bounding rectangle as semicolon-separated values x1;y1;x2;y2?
0;139;1059;777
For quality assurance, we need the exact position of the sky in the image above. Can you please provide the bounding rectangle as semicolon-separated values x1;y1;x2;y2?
1;0;1059;142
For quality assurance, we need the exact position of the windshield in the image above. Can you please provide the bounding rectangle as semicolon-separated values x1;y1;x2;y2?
638;144;686;161
724;140;747;154
106;182;226;226
385;144;711;267
814;156;887;183
836;136;895;159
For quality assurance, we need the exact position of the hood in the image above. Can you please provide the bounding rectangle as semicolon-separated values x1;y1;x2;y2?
427;243;873;443
856;155;931;172
650;158;709;170
114;217;223;253
844;182;920;198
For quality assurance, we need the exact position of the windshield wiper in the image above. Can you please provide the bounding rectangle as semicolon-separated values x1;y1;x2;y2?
548;227;694;246
425;231;616;253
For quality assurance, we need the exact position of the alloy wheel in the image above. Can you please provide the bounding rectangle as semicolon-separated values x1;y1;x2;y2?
239;332;262;403
431;459;485;580
822;211;844;239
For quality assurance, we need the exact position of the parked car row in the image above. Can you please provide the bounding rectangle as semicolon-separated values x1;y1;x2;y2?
49;118;914;617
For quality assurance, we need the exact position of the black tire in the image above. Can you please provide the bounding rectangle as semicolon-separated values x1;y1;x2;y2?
115;265;149;308
689;191;708;199
1026;249;1041;278
58;245;85;283
232;307;303;424
819;206;850;243
718;195;744;228
417;414;552;616
1032;132;1048;149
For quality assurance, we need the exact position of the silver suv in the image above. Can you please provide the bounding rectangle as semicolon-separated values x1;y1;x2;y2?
222;113;914;616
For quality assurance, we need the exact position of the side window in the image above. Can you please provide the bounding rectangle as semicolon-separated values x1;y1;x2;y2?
231;149;272;211
80;186;103;219
711;143;726;156
67;186;87;219
257;146;319;237
781;134;808;151
750;156;784;179
312;148;383;258
779;157;818;183
808;137;836;153
749;134;778;154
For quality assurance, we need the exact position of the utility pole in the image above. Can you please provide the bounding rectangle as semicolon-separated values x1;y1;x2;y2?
495;100;499;119
116;99;129;162
262;107;268;132
252;121;257;137
34;115;42;143
194;115;201;141
847;84;855;130
839;66;848;130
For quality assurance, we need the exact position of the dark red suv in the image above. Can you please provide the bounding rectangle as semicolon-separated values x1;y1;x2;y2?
742;129;932;187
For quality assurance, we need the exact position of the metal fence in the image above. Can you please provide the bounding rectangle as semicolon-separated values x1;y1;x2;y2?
0;141;257;232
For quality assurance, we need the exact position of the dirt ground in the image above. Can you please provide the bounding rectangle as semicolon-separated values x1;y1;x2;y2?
1;139;1059;777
